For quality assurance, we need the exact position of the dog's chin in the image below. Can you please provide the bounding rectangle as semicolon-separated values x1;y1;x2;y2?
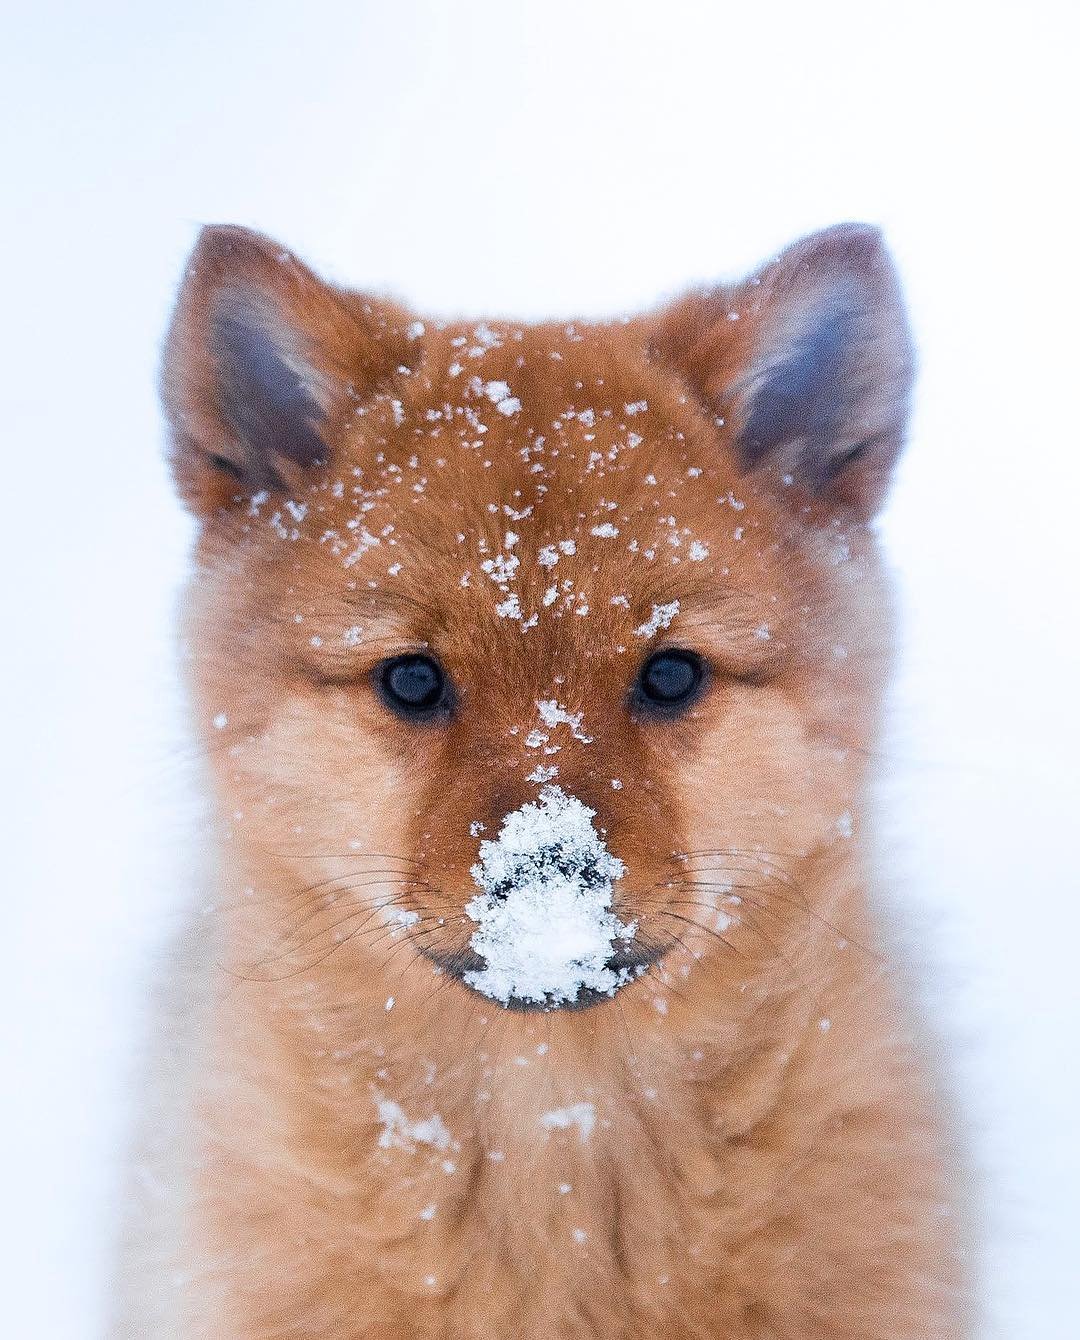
420;944;664;1013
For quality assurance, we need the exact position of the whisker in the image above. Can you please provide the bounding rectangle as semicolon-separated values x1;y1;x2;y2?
656;909;746;959
268;877;434;942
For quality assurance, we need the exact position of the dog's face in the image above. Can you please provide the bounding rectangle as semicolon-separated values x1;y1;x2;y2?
165;225;911;1010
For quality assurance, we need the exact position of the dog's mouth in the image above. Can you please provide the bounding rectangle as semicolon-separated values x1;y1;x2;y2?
421;940;664;1012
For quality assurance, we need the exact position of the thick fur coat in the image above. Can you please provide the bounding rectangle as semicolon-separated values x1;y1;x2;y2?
114;223;969;1338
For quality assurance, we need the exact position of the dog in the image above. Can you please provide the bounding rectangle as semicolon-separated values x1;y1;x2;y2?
113;221;968;1338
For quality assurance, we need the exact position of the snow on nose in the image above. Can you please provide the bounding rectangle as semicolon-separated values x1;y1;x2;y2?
463;785;636;1008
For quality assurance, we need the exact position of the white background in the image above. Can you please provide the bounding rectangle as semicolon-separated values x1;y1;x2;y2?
2;2;1078;1334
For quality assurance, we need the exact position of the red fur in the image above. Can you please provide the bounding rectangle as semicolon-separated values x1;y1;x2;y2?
123;224;969;1338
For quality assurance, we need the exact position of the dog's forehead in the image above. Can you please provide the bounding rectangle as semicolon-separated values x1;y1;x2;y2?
284;315;790;650
333;317;757;547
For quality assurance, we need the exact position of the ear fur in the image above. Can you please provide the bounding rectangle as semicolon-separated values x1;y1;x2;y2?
654;223;915;518
161;225;410;515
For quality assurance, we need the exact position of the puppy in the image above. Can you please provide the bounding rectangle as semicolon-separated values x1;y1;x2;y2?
115;222;968;1338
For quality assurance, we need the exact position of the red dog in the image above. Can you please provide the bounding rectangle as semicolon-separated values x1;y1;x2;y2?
114;223;968;1338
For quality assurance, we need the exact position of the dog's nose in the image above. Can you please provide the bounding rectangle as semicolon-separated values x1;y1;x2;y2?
472;784;623;903
483;839;609;902
462;784;635;1009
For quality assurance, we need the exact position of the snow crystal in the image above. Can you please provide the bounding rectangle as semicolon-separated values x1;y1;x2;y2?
463;786;634;1007
211;712;228;730
374;1095;454;1153
536;699;592;743
470;322;501;353
482;379;521;416
688;541;709;561
590;522;619;538
633;600;680;638
624;400;647;415
481;552;520;585
539;1101;596;1140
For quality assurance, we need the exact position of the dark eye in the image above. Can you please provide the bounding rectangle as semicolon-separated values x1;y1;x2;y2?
377;654;449;719
635;649;705;714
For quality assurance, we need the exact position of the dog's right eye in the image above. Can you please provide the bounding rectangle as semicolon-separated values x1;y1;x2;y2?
633;649;706;716
376;654;451;720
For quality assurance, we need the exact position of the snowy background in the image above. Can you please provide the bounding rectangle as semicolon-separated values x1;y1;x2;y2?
2;2;1078;1334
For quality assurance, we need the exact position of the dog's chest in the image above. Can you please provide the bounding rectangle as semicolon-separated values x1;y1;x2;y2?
253;1048;765;1340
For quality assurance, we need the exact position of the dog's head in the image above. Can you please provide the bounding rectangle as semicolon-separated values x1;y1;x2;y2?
163;223;911;1011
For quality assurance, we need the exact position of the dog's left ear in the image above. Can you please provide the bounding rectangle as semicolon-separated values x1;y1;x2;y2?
653;223;914;518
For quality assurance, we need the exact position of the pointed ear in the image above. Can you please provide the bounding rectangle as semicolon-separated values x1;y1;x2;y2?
161;225;410;514
654;224;914;518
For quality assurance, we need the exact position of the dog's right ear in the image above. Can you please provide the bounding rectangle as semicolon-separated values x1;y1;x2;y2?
161;225;410;515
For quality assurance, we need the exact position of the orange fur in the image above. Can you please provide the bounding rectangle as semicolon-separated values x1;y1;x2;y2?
128;224;969;1337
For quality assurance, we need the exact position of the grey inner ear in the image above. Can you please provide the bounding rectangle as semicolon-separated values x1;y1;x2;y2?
737;301;863;472
211;309;329;485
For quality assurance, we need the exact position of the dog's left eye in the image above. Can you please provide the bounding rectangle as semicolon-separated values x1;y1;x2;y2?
376;654;451;720
634;649;705;714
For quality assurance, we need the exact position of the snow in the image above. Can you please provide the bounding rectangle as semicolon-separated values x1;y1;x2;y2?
480;379;521;416
633;600;680;639
4;3;1078;1335
539;1102;596;1140
535;698;592;743
374;1094;454;1153
463;787;635;1007
481;552;519;585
